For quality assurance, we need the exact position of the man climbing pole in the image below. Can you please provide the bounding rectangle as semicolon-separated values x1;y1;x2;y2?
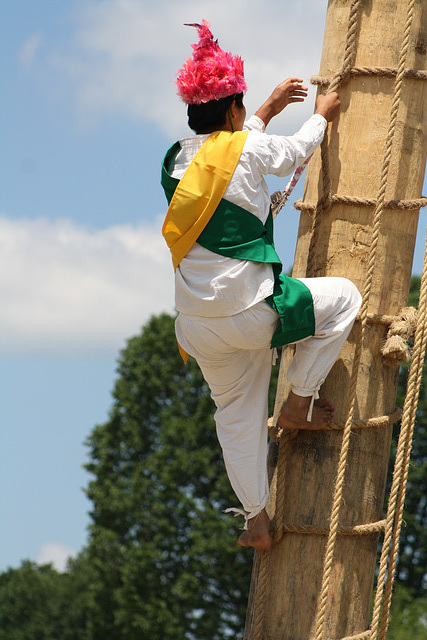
161;20;361;550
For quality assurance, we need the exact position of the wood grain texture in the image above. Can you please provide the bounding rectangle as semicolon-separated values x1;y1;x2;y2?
245;1;427;638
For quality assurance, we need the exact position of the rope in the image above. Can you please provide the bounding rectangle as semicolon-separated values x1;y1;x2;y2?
279;519;387;537
367;311;416;327
251;550;270;640
270;0;363;224
254;630;372;640
305;0;364;279
248;434;294;639
381;307;418;367
272;430;295;544
328;0;364;94
295;195;427;212
257;633;370;640
268;407;402;438
250;429;300;640
313;0;417;637
249;0;424;637
312;67;427;85
371;229;427;640
328;408;403;431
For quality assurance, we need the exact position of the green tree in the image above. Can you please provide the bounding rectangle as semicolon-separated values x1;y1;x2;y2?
0;556;93;640
387;583;427;640
84;313;254;640
0;561;62;640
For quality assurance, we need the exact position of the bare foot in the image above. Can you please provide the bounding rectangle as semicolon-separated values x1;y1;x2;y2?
237;508;272;550
278;391;334;431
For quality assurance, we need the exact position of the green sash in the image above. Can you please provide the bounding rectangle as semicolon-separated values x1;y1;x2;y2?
161;143;315;348
162;131;248;270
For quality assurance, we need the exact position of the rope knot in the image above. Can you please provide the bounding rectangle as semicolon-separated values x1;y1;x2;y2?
381;306;418;367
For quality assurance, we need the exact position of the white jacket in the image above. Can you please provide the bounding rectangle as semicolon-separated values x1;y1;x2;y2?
170;113;326;317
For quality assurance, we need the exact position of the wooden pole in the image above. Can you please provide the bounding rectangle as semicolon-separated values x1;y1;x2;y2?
244;1;427;639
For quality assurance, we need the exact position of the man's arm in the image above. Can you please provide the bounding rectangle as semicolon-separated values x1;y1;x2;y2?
255;78;341;127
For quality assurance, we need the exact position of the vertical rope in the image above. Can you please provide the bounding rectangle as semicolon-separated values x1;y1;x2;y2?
250;549;270;640
306;140;330;277
314;333;362;639
273;430;294;544
371;232;427;640
311;0;365;632
329;0;364;94
250;430;294;640
314;1;416;637
306;0;364;278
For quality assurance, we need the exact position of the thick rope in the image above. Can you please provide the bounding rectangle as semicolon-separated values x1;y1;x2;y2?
367;311;417;327
249;432;294;640
370;231;427;640
279;519;387;537
314;0;417;637
295;195;427;211
312;67;427;85
328;0;364;94
381;307;418;367
378;308;427;640
268;407;402;438
257;633;371;640
256;630;371;640
327;408;402;432
270;1;368;221
251;550;270;640
306;0;364;278
272;430;295;544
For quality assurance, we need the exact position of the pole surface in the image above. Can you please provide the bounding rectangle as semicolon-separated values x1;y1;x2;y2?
245;1;427;638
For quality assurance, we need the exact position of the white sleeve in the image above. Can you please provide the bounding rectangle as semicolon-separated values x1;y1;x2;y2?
251;114;327;178
243;114;265;132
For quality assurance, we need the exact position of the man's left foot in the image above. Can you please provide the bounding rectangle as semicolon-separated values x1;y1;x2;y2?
237;508;271;550
278;391;334;431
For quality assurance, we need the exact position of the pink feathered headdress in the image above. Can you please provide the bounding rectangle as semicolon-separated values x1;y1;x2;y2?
176;20;247;104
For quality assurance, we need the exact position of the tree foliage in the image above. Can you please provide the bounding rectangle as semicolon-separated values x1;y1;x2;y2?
0;555;93;640
386;584;427;640
83;313;253;639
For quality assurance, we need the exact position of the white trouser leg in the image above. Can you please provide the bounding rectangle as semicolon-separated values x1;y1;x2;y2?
175;277;361;519
287;277;362;414
175;302;279;523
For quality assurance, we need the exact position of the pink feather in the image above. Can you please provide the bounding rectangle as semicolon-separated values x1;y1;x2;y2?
176;20;247;104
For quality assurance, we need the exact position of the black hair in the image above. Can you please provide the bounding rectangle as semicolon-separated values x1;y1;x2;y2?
187;92;244;134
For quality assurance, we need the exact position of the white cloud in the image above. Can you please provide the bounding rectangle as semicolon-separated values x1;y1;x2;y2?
0;216;175;356
43;0;327;137
36;542;76;572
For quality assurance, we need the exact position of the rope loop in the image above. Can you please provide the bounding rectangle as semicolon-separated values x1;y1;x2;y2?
312;67;427;86
295;195;427;213
268;407;402;439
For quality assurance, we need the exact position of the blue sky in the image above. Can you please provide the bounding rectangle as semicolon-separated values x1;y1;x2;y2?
1;0;425;572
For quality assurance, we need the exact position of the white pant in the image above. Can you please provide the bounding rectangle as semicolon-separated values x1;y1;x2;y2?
175;277;362;523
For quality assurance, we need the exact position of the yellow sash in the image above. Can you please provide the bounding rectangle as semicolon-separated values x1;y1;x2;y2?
162;130;248;271
162;129;248;363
